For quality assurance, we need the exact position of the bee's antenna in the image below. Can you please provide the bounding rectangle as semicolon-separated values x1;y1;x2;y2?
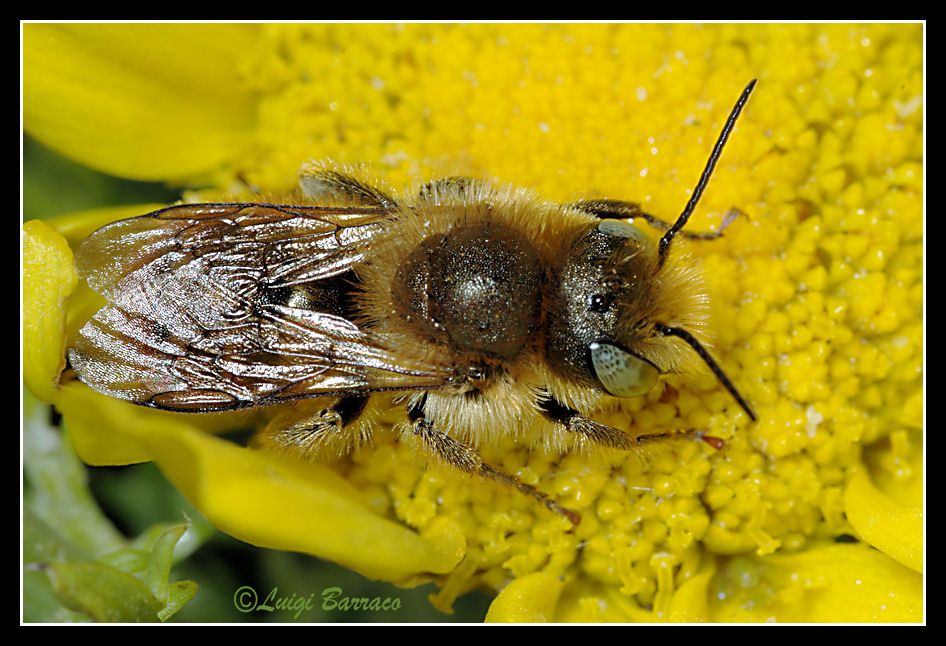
657;79;757;269
656;323;757;421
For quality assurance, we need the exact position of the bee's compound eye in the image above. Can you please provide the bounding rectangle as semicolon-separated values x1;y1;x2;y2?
589;341;658;398
596;219;651;248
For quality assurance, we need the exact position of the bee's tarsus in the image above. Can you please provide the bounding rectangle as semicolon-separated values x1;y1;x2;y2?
409;397;581;525
698;433;728;451
538;393;638;450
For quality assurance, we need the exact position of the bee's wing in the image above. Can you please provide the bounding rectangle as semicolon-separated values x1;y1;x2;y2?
70;203;454;411
75;202;389;297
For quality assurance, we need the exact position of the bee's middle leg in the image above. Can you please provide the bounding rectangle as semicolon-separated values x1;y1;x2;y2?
406;393;581;525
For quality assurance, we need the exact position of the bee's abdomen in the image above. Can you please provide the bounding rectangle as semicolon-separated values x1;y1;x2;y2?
395;223;543;360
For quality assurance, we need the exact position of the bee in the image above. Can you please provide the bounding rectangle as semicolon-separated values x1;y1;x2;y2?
68;80;758;526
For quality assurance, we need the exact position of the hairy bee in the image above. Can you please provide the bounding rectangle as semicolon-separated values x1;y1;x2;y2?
68;81;758;525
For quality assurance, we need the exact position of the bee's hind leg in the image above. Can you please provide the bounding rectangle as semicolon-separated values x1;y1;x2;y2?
251;395;370;460
568;198;744;241
299;163;397;208
416;176;488;200
406;393;581;526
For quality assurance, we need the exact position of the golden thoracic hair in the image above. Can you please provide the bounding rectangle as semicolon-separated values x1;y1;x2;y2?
352;179;592;366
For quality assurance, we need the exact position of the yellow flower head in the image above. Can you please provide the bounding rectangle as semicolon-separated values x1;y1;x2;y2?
24;23;923;622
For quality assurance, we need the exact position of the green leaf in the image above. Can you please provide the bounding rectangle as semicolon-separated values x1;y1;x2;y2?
35;523;200;622
143;523;192;603
160;580;200;622
40;561;163;622
23;392;199;622
23;392;126;558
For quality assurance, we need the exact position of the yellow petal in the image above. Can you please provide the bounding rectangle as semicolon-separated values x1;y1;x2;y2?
844;469;923;573
710;543;923;623
49;204;171;250
23;23;257;181
665;565;715;622
58;355;465;583
59;379;464;582
132;423;464;583
56;380;238;467
23;219;77;403
485;572;565;622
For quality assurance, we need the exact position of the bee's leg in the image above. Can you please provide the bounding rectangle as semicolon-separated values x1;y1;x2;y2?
417;177;488;200
568;199;743;241
406;394;581;525
299;164;397;208
329;395;370;426
251;395;370;458
537;394;685;449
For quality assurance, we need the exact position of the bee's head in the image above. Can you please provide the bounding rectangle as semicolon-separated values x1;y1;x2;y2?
547;218;682;397
548;216;755;420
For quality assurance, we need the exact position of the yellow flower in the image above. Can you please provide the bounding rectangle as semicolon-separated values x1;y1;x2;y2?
24;23;923;622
